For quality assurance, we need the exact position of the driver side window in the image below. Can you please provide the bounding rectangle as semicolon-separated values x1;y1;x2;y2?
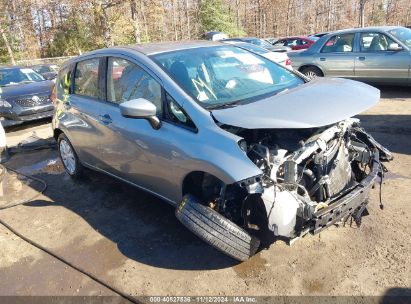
359;32;395;52
107;57;162;115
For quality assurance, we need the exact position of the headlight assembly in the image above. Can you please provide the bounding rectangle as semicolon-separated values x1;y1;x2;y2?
0;99;12;108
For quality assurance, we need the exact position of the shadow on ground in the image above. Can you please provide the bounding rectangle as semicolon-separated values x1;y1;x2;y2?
377;85;411;99
380;287;411;304
355;114;411;156
10;149;238;271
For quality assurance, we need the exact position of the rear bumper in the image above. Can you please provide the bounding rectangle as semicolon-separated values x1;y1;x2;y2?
311;151;380;234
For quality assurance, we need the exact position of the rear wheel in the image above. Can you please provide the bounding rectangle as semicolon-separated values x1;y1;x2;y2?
176;194;260;261
58;134;82;178
300;66;323;79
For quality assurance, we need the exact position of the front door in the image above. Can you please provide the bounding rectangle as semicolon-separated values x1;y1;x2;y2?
354;31;410;85
93;56;198;201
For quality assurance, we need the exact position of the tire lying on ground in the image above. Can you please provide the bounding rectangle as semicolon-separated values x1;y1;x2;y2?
175;194;260;261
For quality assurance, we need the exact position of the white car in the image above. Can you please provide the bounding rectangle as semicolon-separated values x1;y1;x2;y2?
223;40;293;70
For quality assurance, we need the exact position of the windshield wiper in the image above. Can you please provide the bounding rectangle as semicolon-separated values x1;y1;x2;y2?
207;100;242;110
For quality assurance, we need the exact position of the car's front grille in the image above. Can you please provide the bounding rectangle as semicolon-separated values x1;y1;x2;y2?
15;95;51;108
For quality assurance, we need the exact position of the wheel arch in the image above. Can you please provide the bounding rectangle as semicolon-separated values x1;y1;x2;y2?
298;64;325;76
181;170;225;199
53;128;63;141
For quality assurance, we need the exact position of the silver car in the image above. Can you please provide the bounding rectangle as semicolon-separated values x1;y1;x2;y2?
52;41;392;261
288;26;411;85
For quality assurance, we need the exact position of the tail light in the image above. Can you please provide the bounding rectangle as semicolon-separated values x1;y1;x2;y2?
285;58;292;66
50;85;57;104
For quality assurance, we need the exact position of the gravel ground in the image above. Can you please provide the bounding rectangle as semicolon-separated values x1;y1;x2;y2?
0;86;410;301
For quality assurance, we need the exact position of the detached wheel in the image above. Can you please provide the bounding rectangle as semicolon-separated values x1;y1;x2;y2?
300;66;323;79
176;195;260;261
58;134;82;178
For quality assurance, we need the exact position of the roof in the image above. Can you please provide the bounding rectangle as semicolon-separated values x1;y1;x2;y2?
125;40;224;55
327;26;401;35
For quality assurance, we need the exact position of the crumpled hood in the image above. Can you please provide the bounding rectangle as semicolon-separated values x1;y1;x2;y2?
212;77;380;129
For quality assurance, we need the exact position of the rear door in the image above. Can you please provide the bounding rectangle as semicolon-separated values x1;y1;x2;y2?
315;33;356;77
62;57;105;167
354;31;410;84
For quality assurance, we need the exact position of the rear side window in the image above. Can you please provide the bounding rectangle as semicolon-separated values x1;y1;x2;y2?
57;65;72;102
106;57;162;115
322;33;354;53
74;58;100;98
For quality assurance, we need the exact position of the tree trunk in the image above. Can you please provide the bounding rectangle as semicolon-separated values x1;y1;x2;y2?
185;0;190;39
171;0;178;40
130;0;141;43
0;27;16;65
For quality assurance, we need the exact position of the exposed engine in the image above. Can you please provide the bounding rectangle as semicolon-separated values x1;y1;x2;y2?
209;118;392;242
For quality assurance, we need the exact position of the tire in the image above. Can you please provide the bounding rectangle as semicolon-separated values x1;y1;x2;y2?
57;133;83;178
300;66;323;79
176;195;260;261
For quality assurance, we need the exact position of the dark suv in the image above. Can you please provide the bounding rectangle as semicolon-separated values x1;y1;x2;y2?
0;66;55;127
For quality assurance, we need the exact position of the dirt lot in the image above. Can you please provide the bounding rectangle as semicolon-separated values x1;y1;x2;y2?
0;86;410;301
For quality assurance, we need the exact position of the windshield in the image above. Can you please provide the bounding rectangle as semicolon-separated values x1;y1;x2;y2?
152;46;303;109
388;27;411;48
0;68;45;87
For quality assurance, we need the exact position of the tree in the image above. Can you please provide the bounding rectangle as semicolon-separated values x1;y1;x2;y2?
199;0;244;37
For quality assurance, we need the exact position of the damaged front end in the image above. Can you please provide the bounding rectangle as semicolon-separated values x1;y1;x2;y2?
211;118;393;244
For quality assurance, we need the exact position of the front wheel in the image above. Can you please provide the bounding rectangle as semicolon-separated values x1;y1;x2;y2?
58;134;82;178
176;194;260;261
300;66;323;80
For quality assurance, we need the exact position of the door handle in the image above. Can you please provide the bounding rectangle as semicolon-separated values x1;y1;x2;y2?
98;114;112;125
358;56;366;61
320;57;326;61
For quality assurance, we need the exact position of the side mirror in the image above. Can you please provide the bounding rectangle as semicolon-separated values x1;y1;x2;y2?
388;43;403;51
119;98;161;129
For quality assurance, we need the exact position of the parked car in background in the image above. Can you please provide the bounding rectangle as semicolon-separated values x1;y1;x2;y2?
224;37;291;52
309;32;330;39
0;66;55;127
288;26;411;84
265;37;279;44
202;31;228;41
223;40;293;69
31;64;59;80
53;41;391;261
273;36;317;50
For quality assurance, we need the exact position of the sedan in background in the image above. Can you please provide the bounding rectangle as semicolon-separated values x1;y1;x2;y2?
273;36;317;50
309;32;330;39
223;40;293;69
0;66;55;127
288;26;411;84
224;37;291;52
31;64;59;80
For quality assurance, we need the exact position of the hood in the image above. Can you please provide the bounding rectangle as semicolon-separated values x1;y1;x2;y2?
211;78;380;129
0;80;54;99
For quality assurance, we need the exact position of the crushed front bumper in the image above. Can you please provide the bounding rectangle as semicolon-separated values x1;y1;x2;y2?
0;106;54;127
311;151;381;234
